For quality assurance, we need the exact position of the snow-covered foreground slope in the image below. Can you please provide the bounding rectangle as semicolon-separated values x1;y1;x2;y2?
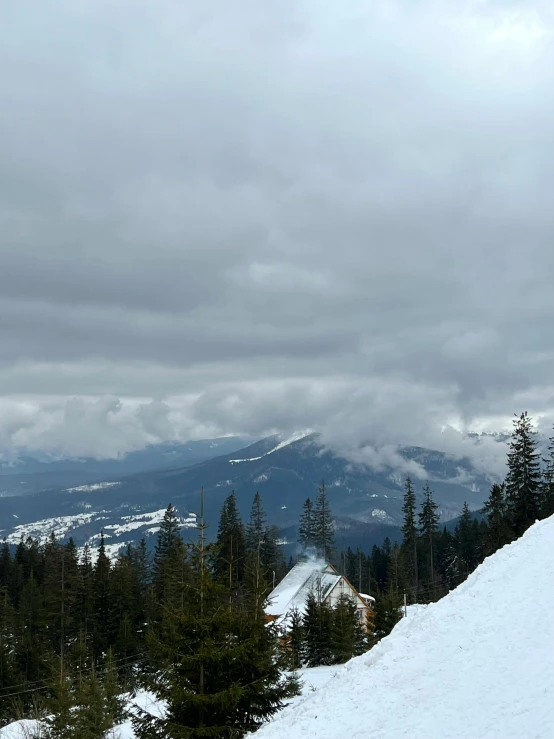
256;515;554;739
0;669;338;738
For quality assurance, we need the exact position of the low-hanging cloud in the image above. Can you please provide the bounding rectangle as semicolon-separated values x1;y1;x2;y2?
1;1;554;471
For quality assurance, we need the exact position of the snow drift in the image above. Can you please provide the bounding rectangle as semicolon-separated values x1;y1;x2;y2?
256;515;554;739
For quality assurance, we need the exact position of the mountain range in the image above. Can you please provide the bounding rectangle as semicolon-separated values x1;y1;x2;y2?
0;437;250;497
0;432;502;558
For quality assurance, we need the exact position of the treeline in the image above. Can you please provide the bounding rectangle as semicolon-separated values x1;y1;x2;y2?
337;411;554;639
0;492;297;736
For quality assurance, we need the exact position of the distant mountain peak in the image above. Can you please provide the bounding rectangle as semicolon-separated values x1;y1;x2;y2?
229;431;316;463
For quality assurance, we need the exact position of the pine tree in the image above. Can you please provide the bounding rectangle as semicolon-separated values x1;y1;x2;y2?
482;483;511;555
330;594;366;664
540;427;554;518
134;497;299;739
15;573;45;686
401;476;419;599
0;587;18;723
42;660;78;739
505;411;542;537
42;535;79;659
152;504;188;610
371;541;391;593
452;503;480;579
0;542;11;588
370;588;402;646
108;550;143;675
77;544;95;655
92;532;111;657
245;492;266;554
418;483;439;590
298;497;315;550
313;482;334;561
286;608;304;670
213;491;245;595
302;588;333;667
244;493;284;591
73;660;125;739
386;542;408;595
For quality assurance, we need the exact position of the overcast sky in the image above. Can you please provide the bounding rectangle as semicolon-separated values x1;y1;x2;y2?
1;0;554;471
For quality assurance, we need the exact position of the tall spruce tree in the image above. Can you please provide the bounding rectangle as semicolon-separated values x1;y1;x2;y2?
286;608;304;670
298;497;316;551
540;427;554;518
330;594;366;664
418;483;439;588
152;504;188;610
482;483;511;555
313;482;334;561
213;491;245;595
92;532;111;656
244;492;284;588
401;476;419;599
0;586;18;724
134;495;298;739
369;588;402;646
387;542;408;595
42;660;78;739
505;411;541;537
302;590;333;667
452;503;480;578
245;492;266;554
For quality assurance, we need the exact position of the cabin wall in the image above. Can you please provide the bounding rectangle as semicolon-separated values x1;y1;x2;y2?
325;577;369;627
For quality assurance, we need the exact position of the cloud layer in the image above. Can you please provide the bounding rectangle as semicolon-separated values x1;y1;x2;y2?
1;1;554;470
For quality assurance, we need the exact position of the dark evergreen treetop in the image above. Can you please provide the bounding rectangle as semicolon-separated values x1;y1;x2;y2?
153;504;181;574
482;483;511;555
213;491;245;592
245;491;266;554
540;426;554;518
453;502;481;575
313;481;335;561
401;476;417;542
505;411;541;536
401;476;419;596
298;497;315;550
418;483;439;537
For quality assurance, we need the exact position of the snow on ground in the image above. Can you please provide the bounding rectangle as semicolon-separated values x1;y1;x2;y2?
0;673;334;738
65;481;121;493
103;509;196;536
255;515;554;739
0;720;40;738
3;513;99;544
229;431;313;463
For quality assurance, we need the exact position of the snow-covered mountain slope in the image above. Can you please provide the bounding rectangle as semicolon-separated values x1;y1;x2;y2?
256;515;554;739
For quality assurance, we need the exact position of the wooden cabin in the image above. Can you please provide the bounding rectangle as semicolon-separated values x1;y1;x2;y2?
265;558;373;631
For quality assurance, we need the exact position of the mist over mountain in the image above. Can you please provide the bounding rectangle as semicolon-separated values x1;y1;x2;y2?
0;432;501;558
0;436;250;497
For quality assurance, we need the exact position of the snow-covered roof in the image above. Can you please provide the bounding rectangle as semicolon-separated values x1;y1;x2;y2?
358;593;376;602
265;559;341;618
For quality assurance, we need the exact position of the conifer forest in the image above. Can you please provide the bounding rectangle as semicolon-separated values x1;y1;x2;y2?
1;411;553;737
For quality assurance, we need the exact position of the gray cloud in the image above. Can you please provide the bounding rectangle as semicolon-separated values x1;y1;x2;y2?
1;1;554;469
